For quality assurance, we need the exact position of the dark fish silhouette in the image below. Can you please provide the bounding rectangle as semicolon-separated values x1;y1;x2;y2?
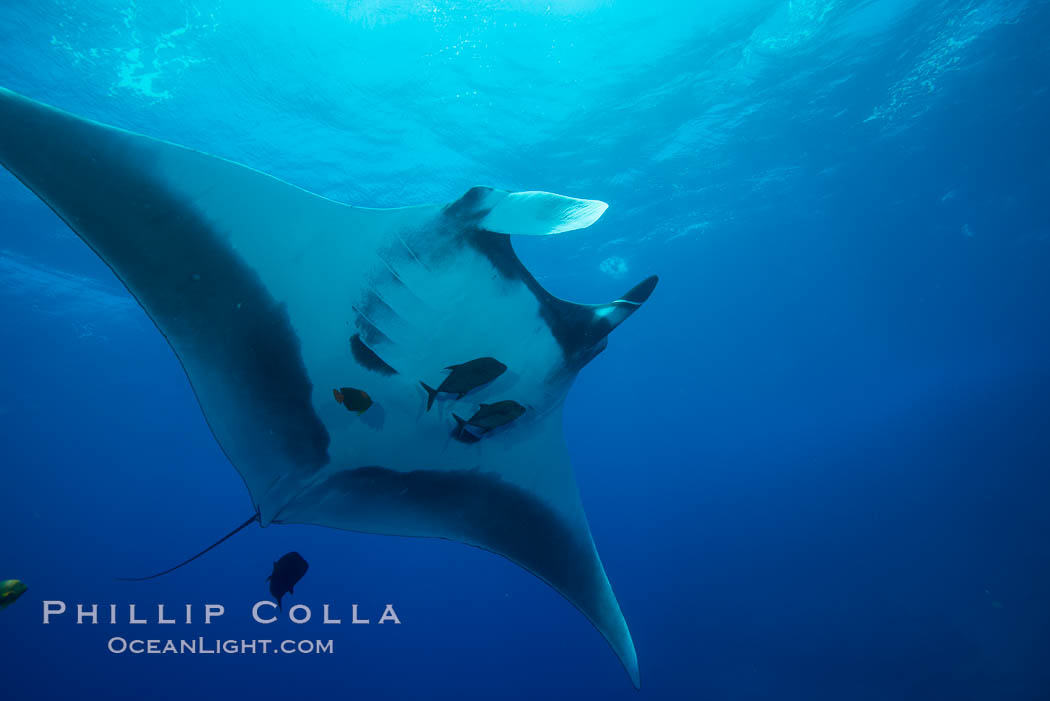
267;552;309;609
420;357;507;411
452;428;482;444
453;400;526;442
454;400;526;430
333;387;373;414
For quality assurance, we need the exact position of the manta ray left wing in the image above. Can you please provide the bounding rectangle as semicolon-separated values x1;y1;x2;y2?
0;87;656;687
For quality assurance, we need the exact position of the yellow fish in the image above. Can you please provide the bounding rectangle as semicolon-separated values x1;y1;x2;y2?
0;579;27;609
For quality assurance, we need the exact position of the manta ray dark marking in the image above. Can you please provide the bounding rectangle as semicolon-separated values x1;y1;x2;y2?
349;333;398;375
0;87;657;687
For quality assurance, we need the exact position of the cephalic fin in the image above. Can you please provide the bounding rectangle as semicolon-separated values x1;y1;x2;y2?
481;190;608;236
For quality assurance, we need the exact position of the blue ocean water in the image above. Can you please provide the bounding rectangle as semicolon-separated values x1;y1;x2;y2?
1;0;1048;698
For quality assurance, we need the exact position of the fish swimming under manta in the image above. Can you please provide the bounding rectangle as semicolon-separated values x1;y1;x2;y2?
268;552;309;609
453;400;526;442
0;87;658;687
420;357;507;411
333;387;373;414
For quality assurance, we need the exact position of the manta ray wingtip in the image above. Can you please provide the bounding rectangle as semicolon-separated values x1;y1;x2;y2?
623;275;658;305
622;646;641;689
580;274;659;348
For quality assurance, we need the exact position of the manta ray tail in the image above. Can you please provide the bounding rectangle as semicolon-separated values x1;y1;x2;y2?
420;381;439;411
116;514;258;581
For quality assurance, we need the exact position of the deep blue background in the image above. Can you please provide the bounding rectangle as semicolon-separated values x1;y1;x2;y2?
1;1;1048;699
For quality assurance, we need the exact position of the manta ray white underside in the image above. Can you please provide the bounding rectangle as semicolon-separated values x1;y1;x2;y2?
0;87;657;687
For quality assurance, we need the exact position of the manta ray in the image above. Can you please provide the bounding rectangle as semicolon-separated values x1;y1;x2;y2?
0;87;656;687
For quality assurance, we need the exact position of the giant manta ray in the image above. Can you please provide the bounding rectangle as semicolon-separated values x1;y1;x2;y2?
0;87;656;686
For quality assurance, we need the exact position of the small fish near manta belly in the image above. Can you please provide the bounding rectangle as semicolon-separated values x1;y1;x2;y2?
268;552;309;610
420;357;507;411
333;387;373;414
455;400;526;430
453;400;526;442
